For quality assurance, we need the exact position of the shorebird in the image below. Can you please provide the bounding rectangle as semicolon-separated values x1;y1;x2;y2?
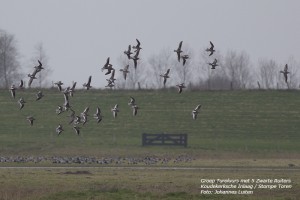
81;107;89;116
111;104;119;118
19;80;24;89
83;76;92;90
56;105;64;115
9;85;16;99
18;97;26;110
174;41;183;62
69;82;77;97
124;45;133;59
120;65;130;80
105;80;115;89
74;115;81;125
160;69;170;87
206;41;215;56
54;81;63;91
132;39;142;52
176;83;186;93
56;124;64;135
28;70;38;87
73;126;80;135
26;116;35;126
34;60;43;72
132;104;139;116
208;58;218;69
106;69;116;83
280;64;290;83
36;91;44;101
128;96;136;106
102;57;114;75
130;50;140;69
82;114;88;125
192;104;201;120
181;54;189;66
94;107;103;123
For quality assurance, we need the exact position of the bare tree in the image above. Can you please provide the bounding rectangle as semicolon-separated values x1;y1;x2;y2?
257;59;278;89
148;48;173;89
0;29;22;88
198;49;227;90
115;54;147;89
224;50;253;89
173;44;195;87
30;42;52;88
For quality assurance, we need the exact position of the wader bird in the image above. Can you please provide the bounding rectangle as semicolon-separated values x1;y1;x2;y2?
280;64;290;83
192;104;201;120
160;69;170;87
206;41;215;56
174;41;183;62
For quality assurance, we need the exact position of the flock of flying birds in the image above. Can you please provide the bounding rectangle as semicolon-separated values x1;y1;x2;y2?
8;39;290;136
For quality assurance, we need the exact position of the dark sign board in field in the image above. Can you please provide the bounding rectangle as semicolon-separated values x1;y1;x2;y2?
142;133;187;148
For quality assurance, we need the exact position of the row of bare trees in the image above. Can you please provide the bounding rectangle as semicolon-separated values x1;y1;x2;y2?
1;28;299;90
0;29;51;88
115;47;300;90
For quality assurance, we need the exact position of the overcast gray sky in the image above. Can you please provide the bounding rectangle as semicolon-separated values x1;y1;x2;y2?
1;0;300;88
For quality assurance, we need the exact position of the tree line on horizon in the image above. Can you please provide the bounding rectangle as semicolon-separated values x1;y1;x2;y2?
1;29;299;90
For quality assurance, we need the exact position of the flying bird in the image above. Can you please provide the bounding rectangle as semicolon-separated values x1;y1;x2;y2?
19;80;24;89
160;69;171;87
69;82;77;97
176;83;186;93
36;91;44;101
132;39;142;52
192;104;201;120
124;45;133;59
56;124;64;135
56;105;64;115
27;71;38;87
280;64;290;83
208;58;218;69
18;97;26;110
119;65;130;80
102;57;114;75
9;85;16;99
181;54;189;66
131;104;139;116
73;126;80;135
130;50;140;69
106;69;116;84
111;104;119;118
94;107;103;123
54;81;64;91
83;76;92;90
206;41;215;56
26;116;35;126
34;60;43;72
174;41;183;62
128;96;136;106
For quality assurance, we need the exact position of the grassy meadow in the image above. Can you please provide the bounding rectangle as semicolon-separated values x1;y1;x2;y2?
0;88;300;157
1;88;300;200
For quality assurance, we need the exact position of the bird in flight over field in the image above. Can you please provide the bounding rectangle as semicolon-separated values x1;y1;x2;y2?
174;41;183;62
206;41;215;56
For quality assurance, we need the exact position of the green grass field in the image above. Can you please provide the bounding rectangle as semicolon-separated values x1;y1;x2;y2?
1;89;300;199
1;89;300;157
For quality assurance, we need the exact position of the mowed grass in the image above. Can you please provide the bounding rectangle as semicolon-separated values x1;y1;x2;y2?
0;168;299;200
0;89;300;157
